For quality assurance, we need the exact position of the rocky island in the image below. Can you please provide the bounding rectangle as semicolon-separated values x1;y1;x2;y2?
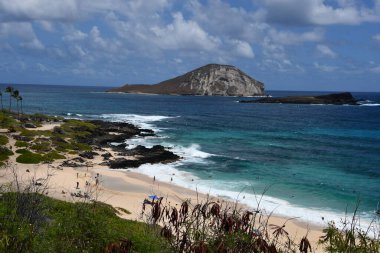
108;64;264;96
239;92;359;105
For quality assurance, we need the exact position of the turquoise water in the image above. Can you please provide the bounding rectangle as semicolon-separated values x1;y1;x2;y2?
5;84;380;227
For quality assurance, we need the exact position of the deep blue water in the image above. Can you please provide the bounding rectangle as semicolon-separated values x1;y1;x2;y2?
2;84;380;226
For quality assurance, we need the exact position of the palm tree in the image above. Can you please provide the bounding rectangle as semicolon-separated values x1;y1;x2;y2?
18;96;23;114
5;86;13;112
12;90;20;114
0;91;3;110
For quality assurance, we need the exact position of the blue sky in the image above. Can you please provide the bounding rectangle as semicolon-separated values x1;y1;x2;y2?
0;0;379;91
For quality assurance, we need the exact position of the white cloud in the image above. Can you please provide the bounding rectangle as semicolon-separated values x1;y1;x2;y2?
36;63;48;72
261;0;380;25
187;0;267;43
63;29;87;42
314;62;338;72
262;37;286;60
0;22;44;50
230;40;255;58
373;34;380;42
20;38;44;50
316;44;337;58
37;21;54;32
61;26;123;62
370;66;380;73
150;13;220;51
0;0;171;23
0;0;79;22
268;28;324;45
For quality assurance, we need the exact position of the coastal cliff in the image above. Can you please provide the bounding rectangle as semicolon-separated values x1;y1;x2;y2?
108;64;264;96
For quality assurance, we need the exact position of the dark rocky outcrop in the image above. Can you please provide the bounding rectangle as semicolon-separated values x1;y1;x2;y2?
106;145;180;169
24;123;37;128
111;143;128;153
13;135;33;142
61;158;84;167
60;119;180;169
101;152;113;161
75;120;155;146
239;92;359;105
108;64;264;97
79;151;99;159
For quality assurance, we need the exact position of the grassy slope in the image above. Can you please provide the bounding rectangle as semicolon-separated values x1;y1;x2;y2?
0;193;170;253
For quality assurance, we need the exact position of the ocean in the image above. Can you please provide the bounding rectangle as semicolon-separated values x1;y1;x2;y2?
4;84;380;228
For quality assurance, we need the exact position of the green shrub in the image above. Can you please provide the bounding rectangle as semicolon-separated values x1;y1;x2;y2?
74;142;92;151
15;149;65;163
15;140;28;147
43;152;65;162
16;148;31;154
61;119;97;133
0;135;8;145
20;129;51;138
31;142;51;153
0;112;18;129
0;146;13;161
16;152;44;164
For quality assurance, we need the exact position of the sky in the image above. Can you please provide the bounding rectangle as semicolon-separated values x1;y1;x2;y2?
0;0;380;91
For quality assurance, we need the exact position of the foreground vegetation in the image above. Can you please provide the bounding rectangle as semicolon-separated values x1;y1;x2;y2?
0;192;171;252
141;197;380;253
0;166;170;253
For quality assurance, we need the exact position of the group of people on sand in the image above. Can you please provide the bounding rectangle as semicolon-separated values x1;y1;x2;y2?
75;172;100;189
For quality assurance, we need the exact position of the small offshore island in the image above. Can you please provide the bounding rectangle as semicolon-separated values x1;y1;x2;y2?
108;64;265;97
239;92;360;105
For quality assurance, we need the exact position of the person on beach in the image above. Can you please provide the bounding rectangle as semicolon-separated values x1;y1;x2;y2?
76;182;79;189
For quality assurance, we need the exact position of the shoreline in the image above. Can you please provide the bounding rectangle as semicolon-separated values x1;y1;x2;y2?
0;119;326;251
1;161;325;251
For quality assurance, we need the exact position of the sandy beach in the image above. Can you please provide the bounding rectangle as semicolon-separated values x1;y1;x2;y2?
0;123;325;252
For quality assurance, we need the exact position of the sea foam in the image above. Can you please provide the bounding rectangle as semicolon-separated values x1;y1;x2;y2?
102;113;377;234
99;113;177;131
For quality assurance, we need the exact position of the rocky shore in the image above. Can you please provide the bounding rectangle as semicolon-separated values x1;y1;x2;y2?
58;120;180;169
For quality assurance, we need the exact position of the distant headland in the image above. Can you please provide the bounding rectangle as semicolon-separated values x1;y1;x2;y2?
107;64;264;97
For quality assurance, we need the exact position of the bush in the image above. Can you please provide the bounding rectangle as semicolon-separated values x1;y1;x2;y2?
0;135;8;145
43;151;65;162
31;142;51;152
16;150;66;164
16;148;30;154
20;129;51;138
0;112;18;129
15;140;28;147
16;152;44;164
0;146;13;161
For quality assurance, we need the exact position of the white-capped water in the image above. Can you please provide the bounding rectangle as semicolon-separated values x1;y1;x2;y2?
98;113;378;235
99;114;177;131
